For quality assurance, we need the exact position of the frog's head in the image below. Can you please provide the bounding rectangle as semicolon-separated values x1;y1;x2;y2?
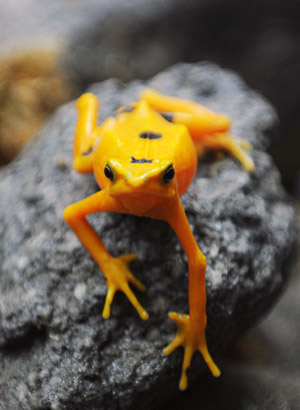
96;157;177;212
103;157;176;197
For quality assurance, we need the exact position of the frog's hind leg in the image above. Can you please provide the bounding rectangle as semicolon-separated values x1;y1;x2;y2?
140;89;231;134
194;132;254;172
140;89;254;172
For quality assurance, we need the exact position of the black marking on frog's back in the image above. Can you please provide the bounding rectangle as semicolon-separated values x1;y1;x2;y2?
139;131;162;140
160;112;173;123
131;157;153;164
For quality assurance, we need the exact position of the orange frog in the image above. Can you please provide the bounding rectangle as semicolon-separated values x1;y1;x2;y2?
63;89;254;390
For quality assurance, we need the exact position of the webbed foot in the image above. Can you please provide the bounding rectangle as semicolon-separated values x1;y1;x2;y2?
164;312;220;390
102;254;149;320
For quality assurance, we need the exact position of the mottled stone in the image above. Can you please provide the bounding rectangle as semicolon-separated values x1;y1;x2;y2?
0;63;298;409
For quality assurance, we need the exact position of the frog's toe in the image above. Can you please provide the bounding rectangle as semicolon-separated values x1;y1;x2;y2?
163;333;184;356
102;281;117;319
216;132;254;172
179;344;195;391
237;137;252;150
102;277;148;320
119;253;146;292
101;254;148;320
165;311;220;390
199;342;221;377
164;312;188;354
119;253;137;263
121;280;149;320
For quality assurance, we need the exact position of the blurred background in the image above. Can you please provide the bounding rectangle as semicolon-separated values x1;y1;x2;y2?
0;0;299;408
1;0;299;197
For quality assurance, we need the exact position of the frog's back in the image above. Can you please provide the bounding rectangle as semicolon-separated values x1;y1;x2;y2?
95;100;197;196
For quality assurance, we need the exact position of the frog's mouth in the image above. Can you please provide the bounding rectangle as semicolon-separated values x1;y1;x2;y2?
116;191;174;215
108;180;176;199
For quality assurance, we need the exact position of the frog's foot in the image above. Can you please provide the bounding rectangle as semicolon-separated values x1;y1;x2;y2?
213;132;254;172
164;312;220;390
102;254;149;320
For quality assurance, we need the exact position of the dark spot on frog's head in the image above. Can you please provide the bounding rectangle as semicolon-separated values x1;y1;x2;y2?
139;131;162;140
130;157;153;164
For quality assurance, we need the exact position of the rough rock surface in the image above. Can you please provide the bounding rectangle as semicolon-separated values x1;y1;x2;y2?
0;63;298;409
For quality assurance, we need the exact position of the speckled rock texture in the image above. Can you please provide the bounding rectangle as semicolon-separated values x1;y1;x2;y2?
0;63;298;410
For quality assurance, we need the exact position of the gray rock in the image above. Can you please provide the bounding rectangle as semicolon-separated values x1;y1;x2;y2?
0;63;298;409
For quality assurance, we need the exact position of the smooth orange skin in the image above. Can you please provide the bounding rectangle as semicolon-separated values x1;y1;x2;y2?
64;89;254;390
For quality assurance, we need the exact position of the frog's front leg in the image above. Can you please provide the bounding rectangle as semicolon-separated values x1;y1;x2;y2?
72;93;99;174
155;197;220;390
63;190;148;320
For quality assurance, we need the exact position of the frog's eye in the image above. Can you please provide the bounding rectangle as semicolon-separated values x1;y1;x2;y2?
104;164;115;182
161;165;175;185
